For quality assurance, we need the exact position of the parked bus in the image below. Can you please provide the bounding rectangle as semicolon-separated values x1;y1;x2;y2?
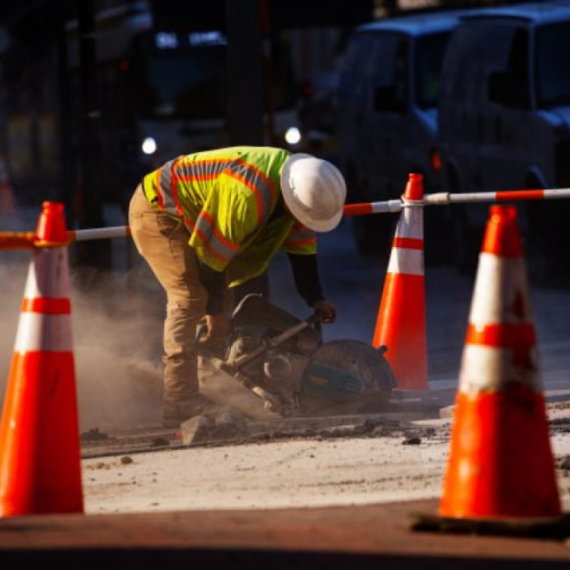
1;1;301;212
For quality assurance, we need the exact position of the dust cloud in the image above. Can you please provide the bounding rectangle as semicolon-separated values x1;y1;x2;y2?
69;265;166;431
0;254;28;393
0;253;166;432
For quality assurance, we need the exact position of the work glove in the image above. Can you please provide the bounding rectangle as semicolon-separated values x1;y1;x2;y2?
312;299;337;324
203;313;231;341
197;313;231;356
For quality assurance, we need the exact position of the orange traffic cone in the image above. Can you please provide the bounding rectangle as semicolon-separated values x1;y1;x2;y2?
0;153;16;215
439;205;560;520
372;173;428;390
0;202;83;516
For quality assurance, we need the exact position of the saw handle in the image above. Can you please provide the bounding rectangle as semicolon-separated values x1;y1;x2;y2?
195;323;295;417
195;322;229;359
234;312;322;371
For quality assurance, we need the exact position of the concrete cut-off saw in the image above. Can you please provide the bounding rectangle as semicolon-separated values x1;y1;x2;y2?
197;294;396;417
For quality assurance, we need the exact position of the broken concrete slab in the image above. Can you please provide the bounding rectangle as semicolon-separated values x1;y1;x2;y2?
180;416;216;445
180;408;250;446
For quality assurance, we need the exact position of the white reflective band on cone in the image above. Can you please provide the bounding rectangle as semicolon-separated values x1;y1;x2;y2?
25;248;70;300
387;248;424;276
394;208;423;240
459;344;541;393
469;254;531;326
14;313;73;352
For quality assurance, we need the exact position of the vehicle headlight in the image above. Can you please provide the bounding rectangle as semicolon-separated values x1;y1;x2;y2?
142;137;157;155
284;127;301;146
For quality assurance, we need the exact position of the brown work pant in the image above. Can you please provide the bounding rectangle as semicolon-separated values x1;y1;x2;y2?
129;185;207;404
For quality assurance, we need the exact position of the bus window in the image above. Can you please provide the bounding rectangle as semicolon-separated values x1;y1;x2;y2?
415;32;450;109
143;49;227;119
536;21;570;108
135;31;295;121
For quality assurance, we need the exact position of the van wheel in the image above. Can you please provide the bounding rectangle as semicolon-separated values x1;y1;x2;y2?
352;216;395;258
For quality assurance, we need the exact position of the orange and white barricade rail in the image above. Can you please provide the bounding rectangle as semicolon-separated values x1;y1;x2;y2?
343;199;403;216
3;184;570;249
0;226;131;250
0;202;84;517
0;232;36;250
372;173;428;390
67;225;131;241
343;186;570;217
439;204;561;520
427;187;570;205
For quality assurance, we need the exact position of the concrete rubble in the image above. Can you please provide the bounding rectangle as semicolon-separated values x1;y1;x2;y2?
180;408;250;445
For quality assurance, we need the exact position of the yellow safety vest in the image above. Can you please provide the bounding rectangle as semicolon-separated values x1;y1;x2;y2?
142;146;317;287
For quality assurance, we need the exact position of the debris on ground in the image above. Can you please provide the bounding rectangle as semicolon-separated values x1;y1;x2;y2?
180;416;214;446
85;461;110;471
438;405;455;419
80;427;109;442
180;407;249;446
559;456;570;471
402;434;422;445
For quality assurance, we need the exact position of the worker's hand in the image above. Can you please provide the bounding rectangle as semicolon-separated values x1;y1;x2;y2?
204;313;231;341
312;299;337;324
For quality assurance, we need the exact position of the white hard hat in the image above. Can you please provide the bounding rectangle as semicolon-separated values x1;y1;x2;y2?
280;154;347;232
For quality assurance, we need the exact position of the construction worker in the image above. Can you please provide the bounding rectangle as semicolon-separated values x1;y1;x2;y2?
128;146;346;427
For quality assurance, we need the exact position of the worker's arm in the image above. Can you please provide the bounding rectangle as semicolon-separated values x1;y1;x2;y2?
287;253;337;322
198;261;226;314
197;262;230;340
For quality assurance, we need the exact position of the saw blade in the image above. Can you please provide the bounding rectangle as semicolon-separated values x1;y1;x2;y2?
299;340;396;415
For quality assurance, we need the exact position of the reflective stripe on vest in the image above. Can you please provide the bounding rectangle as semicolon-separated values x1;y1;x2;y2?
194;210;241;264
283;224;317;254
153;157;275;226
149;156;277;265
223;158;275;225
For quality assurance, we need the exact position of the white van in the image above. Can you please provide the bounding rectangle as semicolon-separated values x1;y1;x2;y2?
439;1;570;278
334;10;464;259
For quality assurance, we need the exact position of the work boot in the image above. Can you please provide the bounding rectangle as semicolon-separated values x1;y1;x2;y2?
162;395;224;428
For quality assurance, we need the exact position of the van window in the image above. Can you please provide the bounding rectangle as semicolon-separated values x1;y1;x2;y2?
536;21;570;107
337;32;378;103
440;26;479;102
442;22;523;104
371;34;409;112
415;32;450;109
146;50;226;118
339;33;372;73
